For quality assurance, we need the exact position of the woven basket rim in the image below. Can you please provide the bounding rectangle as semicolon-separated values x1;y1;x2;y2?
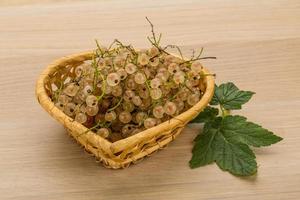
35;51;215;154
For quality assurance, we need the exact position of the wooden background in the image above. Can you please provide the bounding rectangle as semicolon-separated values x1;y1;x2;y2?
0;0;299;199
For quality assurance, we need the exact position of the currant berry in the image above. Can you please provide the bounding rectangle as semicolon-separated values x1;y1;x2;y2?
55;102;64;111
64;102;76;116
149;57;160;67
187;70;200;80
185;80;194;90
132;95;142;106
107;73;120;87
156;67;170;82
122;101;135;112
125;63;137;74
105;111;117;122
148;46;159;57
73;93;84;104
143;118;156;129
114;56;125;68
119;111;132;124
125;77;136;90
174;100;185;112
86;95;98;107
64;83;79;97
173;71;185;84
138;53;150;65
164;54;175;63
58;94;71;105
97;128;110;138
135;112;147;123
156;72;168;83
191;61;202;73
117;68;127;80
75;66;84;77
134;72;146;84
75;112;87;124
187;93;200;106
150;78;161;89
168;63;180;74
82;85;93;96
153;105;165;119
112;85;123;97
176;89;189;101
164;101;177;116
150;88;162;100
124;90;135;102
86;105;99;116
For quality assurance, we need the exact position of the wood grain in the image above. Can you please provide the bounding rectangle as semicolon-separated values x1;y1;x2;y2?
0;0;299;199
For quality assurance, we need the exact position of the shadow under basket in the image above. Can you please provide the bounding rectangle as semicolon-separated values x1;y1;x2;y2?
35;51;215;169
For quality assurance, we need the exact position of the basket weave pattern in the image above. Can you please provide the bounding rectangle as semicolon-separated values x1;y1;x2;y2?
35;51;215;169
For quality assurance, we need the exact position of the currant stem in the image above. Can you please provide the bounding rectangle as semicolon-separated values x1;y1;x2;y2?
107;97;123;112
201;73;216;78
220;105;230;117
97;73;105;102
95;40;104;58
53;83;64;102
77;121;101;138
92;52;99;91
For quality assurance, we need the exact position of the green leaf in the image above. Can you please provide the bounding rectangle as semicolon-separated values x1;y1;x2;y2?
190;117;222;168
210;82;255;110
190;106;219;123
214;137;257;176
221;115;283;147
190;115;282;176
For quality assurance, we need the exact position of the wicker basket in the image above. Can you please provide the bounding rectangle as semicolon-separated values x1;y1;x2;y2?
35;51;215;169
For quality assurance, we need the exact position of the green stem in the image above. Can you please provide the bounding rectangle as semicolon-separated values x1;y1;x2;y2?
107;97;123;112
145;79;151;92
92;53;99;92
95;40;105;58
95;72;106;102
220;105;230;117
77;122;101;138
201;73;216;78
53;83;64;102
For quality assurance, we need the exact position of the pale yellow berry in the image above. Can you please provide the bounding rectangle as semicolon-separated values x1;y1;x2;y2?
148;47;159;57
138;53;150;65
191;61;203;73
97;128;110;138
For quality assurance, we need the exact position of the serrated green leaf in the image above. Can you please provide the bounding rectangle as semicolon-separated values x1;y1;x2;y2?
221;115;283;147
210;82;255;110
214;137;257;176
190;130;217;168
190;117;222;168
190;106;219;124
190;115;282;176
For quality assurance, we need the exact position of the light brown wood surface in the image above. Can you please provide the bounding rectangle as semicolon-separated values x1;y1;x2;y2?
0;0;299;199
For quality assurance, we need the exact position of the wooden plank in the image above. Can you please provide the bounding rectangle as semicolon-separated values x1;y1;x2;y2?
0;0;299;199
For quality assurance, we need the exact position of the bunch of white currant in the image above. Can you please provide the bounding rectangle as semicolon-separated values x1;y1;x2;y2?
53;42;208;142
